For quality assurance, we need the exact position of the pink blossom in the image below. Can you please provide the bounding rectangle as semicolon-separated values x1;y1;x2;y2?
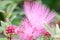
24;1;56;34
15;1;56;40
6;25;16;35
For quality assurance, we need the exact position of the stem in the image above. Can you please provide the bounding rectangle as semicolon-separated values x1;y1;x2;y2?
10;34;12;40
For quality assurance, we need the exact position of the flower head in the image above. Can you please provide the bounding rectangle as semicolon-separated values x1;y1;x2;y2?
24;1;56;34
6;25;16;35
15;1;56;40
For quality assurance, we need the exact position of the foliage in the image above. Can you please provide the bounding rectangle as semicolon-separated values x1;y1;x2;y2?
0;0;24;25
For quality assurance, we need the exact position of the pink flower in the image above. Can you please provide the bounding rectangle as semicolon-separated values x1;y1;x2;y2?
6;25;16;35
15;1;56;40
24;1;56;35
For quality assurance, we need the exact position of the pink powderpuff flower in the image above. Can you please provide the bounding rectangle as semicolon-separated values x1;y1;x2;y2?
24;1;56;35
15;1;56;40
6;25;16;35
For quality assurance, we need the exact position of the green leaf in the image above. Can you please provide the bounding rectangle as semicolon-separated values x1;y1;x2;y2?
6;3;17;18
1;21;11;28
10;15;16;22
0;1;12;10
